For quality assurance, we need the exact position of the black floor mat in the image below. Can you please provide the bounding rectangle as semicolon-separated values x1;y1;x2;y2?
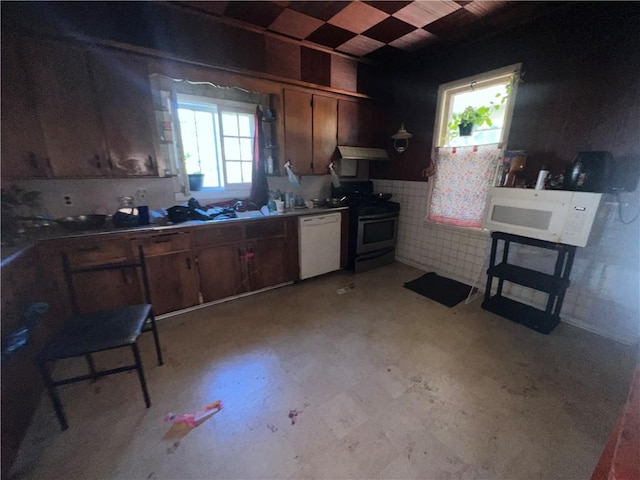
404;272;476;308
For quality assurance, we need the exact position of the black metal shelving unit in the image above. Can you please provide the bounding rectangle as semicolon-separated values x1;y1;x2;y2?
482;232;576;334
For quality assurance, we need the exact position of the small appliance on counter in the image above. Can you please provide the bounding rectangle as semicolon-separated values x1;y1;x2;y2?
563;151;613;193
112;196;140;228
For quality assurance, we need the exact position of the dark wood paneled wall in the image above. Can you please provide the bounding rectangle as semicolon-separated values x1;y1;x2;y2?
370;2;640;181
1;1;362;94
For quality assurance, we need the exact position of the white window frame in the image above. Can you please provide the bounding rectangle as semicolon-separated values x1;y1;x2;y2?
426;63;522;231
175;93;257;203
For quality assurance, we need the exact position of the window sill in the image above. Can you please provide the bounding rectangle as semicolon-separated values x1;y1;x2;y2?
422;219;490;239
175;187;251;204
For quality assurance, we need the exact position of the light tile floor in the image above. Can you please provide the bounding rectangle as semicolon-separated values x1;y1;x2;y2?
10;263;637;479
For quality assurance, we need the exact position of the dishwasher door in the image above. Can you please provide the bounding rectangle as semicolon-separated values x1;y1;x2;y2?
299;213;341;280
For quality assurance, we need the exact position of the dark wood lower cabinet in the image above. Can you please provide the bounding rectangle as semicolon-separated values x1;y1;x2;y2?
197;244;249;302
247;237;289;291
144;252;200;315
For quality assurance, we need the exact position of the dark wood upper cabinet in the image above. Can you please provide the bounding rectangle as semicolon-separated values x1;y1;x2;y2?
311;94;337;174
89;50;159;176
283;89;314;175
337;98;386;148
283;89;338;175
337;99;359;146
22;39;110;177
1;36;50;179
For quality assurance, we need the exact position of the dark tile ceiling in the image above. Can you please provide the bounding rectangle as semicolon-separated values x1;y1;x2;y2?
177;1;557;63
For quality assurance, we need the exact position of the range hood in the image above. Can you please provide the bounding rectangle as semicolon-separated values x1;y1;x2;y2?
337;146;389;161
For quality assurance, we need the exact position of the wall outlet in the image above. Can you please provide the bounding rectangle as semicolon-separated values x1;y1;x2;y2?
136;189;148;203
63;194;74;207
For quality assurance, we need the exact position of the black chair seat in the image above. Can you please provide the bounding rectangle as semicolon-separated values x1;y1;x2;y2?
39;304;152;361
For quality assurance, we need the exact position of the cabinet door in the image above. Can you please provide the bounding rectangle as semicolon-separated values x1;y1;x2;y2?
312;94;338;174
197;244;248;302
1;36;49;178
247;237;289;291
144;252;200;315
23;39;109;177
283;89;313;175
89;50;158;176
358;102;386;148
337;99;359;146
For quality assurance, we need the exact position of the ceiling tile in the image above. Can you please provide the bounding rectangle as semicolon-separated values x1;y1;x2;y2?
362;16;415;44
389;28;438;51
363;1;412;14
414;0;461;18
464;1;508;17
306;23;357;48
336;34;385;57
328;2;389;34
393;2;440;27
288;1;351;21
181;1;228;16
223;1;284;28
423;7;478;39
364;44;404;63
268;9;323;39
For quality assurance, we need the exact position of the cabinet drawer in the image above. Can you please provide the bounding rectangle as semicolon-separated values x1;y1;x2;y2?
195;224;243;247
64;239;130;266
245;219;285;240
133;232;191;256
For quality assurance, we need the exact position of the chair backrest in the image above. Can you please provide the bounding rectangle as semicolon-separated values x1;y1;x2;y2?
62;245;152;316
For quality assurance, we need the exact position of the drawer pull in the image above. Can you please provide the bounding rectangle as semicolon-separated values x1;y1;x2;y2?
153;239;171;244
186;257;191;270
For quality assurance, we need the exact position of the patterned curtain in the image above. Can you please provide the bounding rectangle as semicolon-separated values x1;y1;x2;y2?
249;106;269;207
427;144;501;228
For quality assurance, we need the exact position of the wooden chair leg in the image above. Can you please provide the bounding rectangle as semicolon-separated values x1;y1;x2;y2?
85;354;98;382
38;360;68;431
148;310;163;366
131;342;151;408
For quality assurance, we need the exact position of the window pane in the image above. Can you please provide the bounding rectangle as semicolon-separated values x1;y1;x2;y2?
224;137;241;160
446;83;509;147
239;138;253;161
221;113;238;136
242;161;253;183
238;114;252;137
226;161;243;183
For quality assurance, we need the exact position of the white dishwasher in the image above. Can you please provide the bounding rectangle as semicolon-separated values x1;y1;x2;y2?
299;213;341;280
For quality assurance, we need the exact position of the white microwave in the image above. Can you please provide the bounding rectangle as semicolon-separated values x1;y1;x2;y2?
482;187;603;247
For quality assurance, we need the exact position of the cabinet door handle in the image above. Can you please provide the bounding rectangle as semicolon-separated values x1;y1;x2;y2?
153;238;171;244
148;155;155;170
186;257;191;270
107;158;114;170
94;154;101;170
27;151;38;170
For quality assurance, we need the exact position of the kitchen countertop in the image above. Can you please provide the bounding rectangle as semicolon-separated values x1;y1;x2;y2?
1;206;348;267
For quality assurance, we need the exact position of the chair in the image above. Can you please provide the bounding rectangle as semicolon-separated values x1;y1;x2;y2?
38;246;163;430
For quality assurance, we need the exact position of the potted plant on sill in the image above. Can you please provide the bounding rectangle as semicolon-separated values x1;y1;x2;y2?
184;153;204;191
448;105;494;138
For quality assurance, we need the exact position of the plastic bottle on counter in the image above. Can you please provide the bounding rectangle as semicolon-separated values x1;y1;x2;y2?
535;168;550;190
266;155;274;175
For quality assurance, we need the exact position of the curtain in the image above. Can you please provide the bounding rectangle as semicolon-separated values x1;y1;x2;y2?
249;106;269;207
427;144;501;228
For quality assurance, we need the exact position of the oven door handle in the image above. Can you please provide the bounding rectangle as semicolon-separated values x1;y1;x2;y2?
359;212;399;221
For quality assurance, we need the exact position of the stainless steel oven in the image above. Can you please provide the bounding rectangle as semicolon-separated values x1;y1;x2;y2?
332;180;401;274
357;212;399;255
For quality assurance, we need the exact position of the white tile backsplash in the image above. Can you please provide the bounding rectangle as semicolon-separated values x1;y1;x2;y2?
374;179;640;345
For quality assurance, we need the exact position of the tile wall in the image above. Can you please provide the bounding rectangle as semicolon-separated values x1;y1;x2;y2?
373;179;640;345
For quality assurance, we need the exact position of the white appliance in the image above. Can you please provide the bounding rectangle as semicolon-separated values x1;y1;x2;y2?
299;213;341;279
482;187;602;247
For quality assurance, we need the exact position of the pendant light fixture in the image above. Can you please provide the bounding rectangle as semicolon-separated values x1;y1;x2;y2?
391;123;413;153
